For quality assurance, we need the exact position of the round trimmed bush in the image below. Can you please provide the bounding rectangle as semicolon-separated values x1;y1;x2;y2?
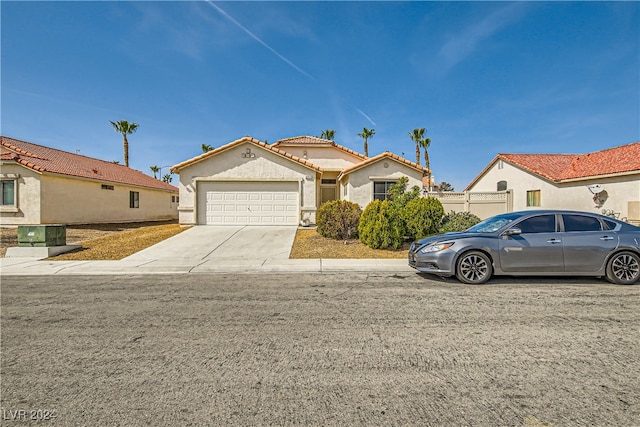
358;199;405;250
402;197;445;239
316;200;362;240
439;211;481;233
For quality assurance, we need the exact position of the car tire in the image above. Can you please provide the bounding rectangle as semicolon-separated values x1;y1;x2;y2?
605;251;640;285
455;251;493;284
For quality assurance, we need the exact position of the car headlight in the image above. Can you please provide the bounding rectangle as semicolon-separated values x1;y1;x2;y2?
420;242;454;253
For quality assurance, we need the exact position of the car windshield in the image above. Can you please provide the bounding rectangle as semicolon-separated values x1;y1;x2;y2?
466;212;524;233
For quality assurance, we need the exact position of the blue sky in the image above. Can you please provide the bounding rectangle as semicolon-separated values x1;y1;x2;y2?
2;1;639;190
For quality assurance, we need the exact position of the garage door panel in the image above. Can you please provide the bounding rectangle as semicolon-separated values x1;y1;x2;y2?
198;182;299;225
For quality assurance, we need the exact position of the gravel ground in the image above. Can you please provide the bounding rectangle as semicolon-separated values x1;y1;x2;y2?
1;273;638;426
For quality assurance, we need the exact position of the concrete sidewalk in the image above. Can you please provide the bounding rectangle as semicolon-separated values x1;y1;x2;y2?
0;225;413;275
0;256;412;275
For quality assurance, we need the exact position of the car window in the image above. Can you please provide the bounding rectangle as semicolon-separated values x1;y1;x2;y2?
467;212;522;233
602;219;617;231
562;214;602;232
515;215;556;233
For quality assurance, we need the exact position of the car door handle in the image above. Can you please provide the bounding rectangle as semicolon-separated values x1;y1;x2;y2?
546;239;562;244
600;236;614;241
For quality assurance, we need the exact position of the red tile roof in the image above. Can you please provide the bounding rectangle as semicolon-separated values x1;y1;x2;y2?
171;136;324;173
502;142;640;181
465;141;640;190
0;136;177;192
272;135;368;160
338;151;428;179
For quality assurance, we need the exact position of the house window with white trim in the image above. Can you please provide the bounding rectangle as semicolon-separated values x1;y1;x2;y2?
1;180;16;206
526;190;541;207
130;191;140;208
373;181;396;201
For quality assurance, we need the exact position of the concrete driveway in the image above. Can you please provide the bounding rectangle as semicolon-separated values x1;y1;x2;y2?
124;225;297;262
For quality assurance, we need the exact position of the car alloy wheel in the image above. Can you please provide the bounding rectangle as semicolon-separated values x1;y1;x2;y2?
606;251;640;285
456;251;493;284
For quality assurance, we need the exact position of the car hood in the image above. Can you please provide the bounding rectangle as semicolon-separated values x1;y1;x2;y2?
413;231;489;247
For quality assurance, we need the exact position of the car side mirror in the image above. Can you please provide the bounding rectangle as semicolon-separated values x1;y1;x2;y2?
503;228;522;236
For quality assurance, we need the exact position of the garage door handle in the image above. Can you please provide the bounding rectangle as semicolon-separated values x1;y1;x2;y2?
600;236;614;241
546;239;561;244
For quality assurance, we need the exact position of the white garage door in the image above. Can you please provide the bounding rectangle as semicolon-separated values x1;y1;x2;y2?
198;181;299;225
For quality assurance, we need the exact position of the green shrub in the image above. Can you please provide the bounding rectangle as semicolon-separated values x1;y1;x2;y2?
316;200;362;240
439;211;481;233
403;197;445;239
358;199;405;250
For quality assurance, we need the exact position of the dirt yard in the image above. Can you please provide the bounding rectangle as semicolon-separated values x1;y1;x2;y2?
0;221;184;259
1;273;638;426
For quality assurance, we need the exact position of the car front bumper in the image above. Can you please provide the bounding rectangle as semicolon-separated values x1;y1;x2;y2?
408;250;456;277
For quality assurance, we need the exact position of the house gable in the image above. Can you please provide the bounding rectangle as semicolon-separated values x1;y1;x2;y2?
171;137;322;225
337;152;427;208
172;136;322;174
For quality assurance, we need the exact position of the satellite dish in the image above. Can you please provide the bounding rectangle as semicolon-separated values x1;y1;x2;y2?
588;184;604;194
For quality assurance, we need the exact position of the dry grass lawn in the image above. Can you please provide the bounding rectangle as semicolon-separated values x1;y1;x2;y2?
290;228;409;259
0;221;187;260
50;223;188;260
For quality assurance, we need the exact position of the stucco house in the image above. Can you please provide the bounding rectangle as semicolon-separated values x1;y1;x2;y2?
171;135;428;225
465;142;640;223
0;136;179;225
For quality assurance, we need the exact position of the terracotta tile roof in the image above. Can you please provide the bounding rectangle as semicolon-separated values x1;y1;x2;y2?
273;135;368;160
171;136;323;173
501;142;640;181
465;141;640;190
338;151;428;179
0;136;177;192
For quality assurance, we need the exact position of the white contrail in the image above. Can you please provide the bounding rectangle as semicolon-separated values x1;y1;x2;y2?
355;108;376;127
206;1;316;81
207;2;376;129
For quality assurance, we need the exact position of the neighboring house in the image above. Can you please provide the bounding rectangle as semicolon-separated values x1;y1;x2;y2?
465;142;640;222
171;135;427;225
0;136;179;225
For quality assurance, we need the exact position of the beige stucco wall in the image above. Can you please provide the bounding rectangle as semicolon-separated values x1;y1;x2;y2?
468;160;640;220
39;174;177;224
176;142;318;225
343;159;424;209
279;146;363;171
0;163;42;225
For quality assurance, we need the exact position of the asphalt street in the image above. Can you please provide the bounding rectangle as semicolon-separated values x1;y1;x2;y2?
1;273;638;426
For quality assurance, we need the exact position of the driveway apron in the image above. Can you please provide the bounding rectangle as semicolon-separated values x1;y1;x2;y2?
123;226;297;262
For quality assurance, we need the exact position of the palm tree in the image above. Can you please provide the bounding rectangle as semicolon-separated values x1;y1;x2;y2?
162;174;173;183
109;120;138;167
320;129;336;140
408;128;425;165
202;144;213;153
439;181;454;191
150;165;160;179
357;127;375;157
420;135;432;191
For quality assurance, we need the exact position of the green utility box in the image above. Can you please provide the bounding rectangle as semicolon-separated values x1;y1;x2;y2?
17;225;67;247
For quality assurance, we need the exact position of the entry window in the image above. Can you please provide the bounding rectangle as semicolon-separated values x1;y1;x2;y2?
373;181;396;201
516;215;556;233
526;190;541;207
562;214;602;232
1;180;15;205
130;191;140;208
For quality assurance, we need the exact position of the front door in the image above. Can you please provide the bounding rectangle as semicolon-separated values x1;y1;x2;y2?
320;186;337;205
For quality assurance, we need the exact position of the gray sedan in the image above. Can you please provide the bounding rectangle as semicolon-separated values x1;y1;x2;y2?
409;210;640;285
